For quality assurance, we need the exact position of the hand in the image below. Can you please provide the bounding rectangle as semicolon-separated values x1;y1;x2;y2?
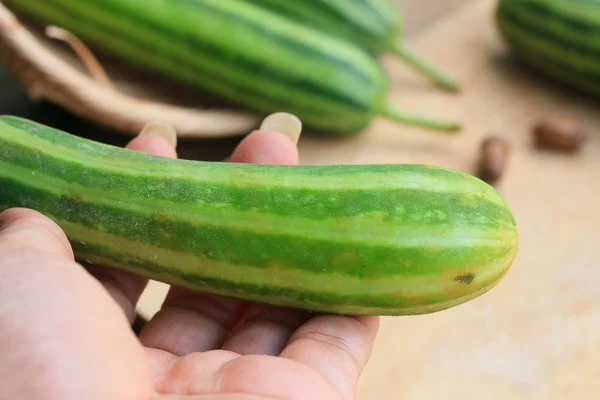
0;126;379;400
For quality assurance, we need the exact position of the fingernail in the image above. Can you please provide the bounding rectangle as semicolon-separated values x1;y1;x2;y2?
138;121;177;149
259;112;302;144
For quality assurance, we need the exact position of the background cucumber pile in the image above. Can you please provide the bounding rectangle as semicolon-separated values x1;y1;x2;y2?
3;0;461;135
497;0;600;98
250;0;459;91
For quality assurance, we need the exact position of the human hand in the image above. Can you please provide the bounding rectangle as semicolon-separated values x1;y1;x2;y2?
0;123;379;400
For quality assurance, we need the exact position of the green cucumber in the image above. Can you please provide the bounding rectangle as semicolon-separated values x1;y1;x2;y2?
0;115;518;316
250;0;460;91
496;0;600;97
3;0;459;135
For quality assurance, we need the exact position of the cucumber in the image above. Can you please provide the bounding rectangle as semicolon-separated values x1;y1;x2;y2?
0;115;519;316
496;0;600;97
3;0;459;135
250;0;460;91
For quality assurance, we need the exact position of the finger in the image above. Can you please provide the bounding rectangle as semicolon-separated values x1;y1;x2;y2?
220;113;311;356
229;129;300;165
127;121;178;158
151;350;340;400
230;112;302;165
220;304;313;356
0;207;73;260
0;208;153;399
83;123;178;324
138;291;247;356
279;315;380;400
139;118;301;356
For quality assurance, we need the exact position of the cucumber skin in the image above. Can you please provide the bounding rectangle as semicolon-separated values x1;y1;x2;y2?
249;0;400;54
3;0;388;135
0;116;519;315
496;0;600;97
249;0;460;91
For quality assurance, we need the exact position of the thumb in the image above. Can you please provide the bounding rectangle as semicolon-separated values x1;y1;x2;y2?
0;207;154;400
0;207;74;259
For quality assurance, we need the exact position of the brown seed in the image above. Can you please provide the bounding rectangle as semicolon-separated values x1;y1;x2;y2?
533;117;587;152
477;136;511;184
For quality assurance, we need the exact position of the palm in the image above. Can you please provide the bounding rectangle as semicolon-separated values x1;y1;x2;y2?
132;287;378;399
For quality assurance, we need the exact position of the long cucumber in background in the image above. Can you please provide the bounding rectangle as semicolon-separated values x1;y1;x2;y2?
497;0;600;97
3;0;459;135
250;0;460;91
0;115;519;315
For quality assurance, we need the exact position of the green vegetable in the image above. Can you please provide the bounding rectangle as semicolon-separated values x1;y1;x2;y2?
250;0;460;91
4;0;459;134
0;115;518;315
497;0;600;97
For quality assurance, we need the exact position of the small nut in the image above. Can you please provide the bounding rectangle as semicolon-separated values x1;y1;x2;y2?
533;117;587;152
477;135;511;184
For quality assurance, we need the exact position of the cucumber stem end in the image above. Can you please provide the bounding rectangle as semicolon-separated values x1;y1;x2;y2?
393;40;460;92
381;103;461;132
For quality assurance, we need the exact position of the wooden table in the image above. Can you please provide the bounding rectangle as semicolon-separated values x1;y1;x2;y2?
1;0;599;398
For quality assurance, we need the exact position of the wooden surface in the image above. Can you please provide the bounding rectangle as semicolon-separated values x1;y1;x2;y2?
1;0;598;398
138;0;600;398
394;0;477;36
